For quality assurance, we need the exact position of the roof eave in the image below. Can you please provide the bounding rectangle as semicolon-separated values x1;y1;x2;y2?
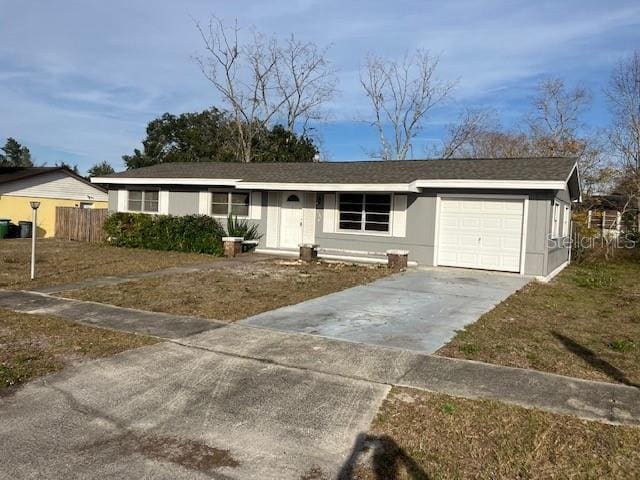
91;177;569;192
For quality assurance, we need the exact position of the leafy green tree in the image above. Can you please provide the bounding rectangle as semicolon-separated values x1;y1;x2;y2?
252;125;318;163
123;108;318;169
87;161;115;177
0;137;33;167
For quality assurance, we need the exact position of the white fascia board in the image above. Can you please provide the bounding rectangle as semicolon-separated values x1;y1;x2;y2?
414;179;567;190
91;176;568;192
237;182;420;192
565;163;582;202
91;177;241;186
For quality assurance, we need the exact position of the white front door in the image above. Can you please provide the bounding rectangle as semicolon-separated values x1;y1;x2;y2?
437;197;525;273
279;192;303;248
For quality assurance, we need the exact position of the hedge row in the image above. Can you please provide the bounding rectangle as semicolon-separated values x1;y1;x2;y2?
103;212;225;255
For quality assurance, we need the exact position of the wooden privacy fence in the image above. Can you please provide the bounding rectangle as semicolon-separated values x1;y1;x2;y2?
55;207;108;242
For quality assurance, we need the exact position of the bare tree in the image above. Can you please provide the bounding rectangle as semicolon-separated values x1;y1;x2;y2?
607;51;640;173
360;50;454;160
195;17;336;162
275;35;337;137
606;51;640;229
439;108;498;159
526;78;591;157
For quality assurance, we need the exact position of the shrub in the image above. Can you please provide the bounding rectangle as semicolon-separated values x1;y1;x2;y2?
103;213;225;255
226;214;262;241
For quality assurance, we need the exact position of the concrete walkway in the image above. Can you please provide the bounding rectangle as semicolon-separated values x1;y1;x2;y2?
32;253;275;294
0;289;223;338
2;288;639;426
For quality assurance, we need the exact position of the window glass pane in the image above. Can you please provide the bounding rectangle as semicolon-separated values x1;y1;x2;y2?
143;191;158;212
365;213;389;223
128;200;142;211
365;222;389;232
340;212;362;222
144;200;158;212
212;193;228;204
365;194;391;205
366;203;391;213
230;204;249;216
339;221;362;230
145;191;158;202
211;203;228;215
340;193;363;204
231;193;249;205
128;191;142;211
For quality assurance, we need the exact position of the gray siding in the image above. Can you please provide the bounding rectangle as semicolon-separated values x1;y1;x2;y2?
107;187;268;248
315;189;558;276
107;184;566;277
545;188;572;275
168;191;199;216
315;193;434;262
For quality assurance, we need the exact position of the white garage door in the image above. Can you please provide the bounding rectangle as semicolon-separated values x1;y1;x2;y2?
437;197;525;273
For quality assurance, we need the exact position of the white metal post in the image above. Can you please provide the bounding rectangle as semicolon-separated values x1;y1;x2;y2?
30;206;38;280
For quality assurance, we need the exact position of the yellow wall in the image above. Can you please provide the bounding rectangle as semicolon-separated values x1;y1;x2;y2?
0;195;108;238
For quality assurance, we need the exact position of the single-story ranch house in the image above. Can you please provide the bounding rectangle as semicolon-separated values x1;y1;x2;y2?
92;157;580;280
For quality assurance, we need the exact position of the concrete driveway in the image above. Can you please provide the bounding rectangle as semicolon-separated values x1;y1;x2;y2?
0;340;387;480
242;268;530;353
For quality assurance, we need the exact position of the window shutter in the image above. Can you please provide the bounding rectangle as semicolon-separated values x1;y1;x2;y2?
302;192;316;243
392;195;407;237
117;190;127;212
323;194;336;233
266;192;280;247
249;191;262;219
198;191;210;215
159;191;169;215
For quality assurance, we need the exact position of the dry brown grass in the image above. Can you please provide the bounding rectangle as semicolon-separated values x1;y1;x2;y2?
0;238;218;289
437;251;640;386
349;387;640;480
63;260;390;321
0;308;159;391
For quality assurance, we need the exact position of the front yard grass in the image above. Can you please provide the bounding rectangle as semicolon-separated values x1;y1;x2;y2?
62;260;389;322
351;387;640;479
437;251;640;386
1;238;218;290
0;308;159;391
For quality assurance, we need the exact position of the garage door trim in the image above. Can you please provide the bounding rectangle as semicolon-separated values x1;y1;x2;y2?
433;193;529;275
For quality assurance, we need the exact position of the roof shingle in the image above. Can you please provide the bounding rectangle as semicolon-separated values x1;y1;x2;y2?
100;157;577;184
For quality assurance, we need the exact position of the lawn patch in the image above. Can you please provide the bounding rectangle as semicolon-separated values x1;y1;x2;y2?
0;308;158;391
437;253;640;386
62;260;389;322
0;238;217;290
349;387;640;479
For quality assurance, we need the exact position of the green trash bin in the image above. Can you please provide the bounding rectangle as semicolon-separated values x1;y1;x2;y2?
0;219;10;239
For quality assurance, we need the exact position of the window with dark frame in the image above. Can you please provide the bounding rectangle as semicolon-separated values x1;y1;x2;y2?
211;191;250;217
128;190;158;213
339;193;391;233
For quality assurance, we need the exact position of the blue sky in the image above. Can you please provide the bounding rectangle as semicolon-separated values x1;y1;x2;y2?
1;0;638;173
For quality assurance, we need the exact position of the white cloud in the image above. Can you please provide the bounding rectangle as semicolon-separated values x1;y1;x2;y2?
0;0;638;169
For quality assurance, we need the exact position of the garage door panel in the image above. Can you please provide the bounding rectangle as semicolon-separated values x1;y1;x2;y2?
459;235;480;247
437;197;524;273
